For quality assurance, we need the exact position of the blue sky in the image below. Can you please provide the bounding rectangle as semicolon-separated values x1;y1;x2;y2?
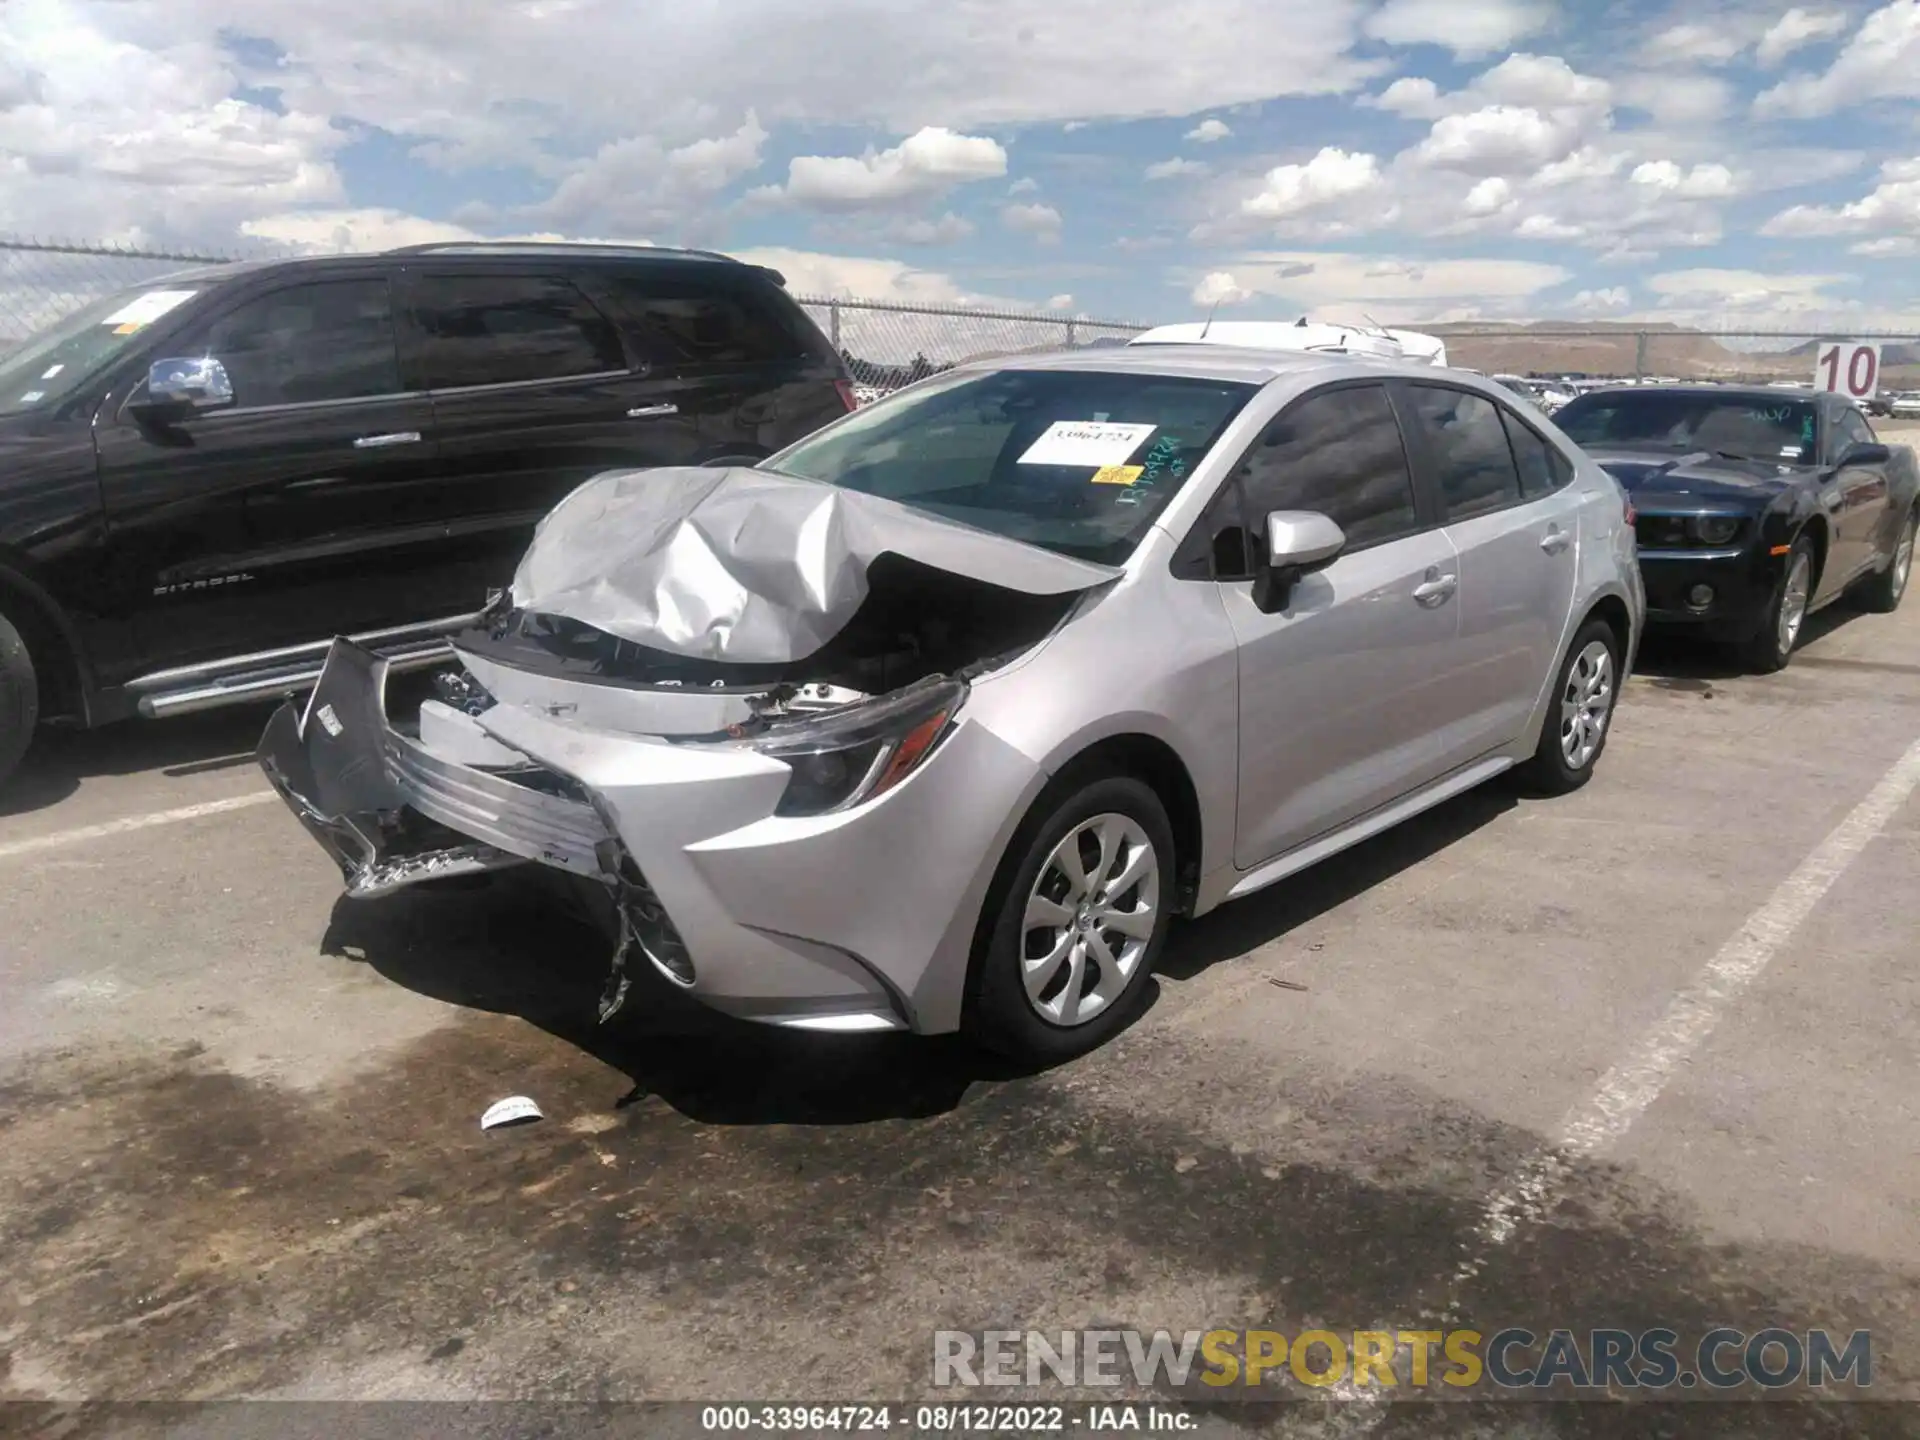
2;0;1917;329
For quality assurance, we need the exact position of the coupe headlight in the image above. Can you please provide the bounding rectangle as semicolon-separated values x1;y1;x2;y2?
1690;516;1741;546
744;675;966;817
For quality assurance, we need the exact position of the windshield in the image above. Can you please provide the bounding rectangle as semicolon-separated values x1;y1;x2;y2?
764;368;1256;564
0;285;204;418
1555;391;1820;464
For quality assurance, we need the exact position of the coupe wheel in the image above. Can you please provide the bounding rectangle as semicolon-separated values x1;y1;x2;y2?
966;774;1175;1062
1518;619;1620;796
1858;505;1917;614
1742;534;1815;674
0;609;40;789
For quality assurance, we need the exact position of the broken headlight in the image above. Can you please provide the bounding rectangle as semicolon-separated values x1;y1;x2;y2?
745;675;965;817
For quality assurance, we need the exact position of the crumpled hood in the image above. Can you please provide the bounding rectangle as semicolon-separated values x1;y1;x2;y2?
508;466;1121;664
1587;446;1800;510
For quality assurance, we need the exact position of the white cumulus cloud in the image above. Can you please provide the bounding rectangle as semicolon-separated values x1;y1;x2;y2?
1756;7;1851;66
754;126;1005;211
1146;157;1210;180
1754;0;1920;117
1362;0;1554;58
1186;118;1233;143
1191;271;1254;306
1242;147;1383;217
1001;200;1064;243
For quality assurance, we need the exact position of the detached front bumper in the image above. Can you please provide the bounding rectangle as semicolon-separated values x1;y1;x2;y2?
257;640;1044;1035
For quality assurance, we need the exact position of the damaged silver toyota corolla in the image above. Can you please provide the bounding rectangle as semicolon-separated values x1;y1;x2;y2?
260;347;1643;1060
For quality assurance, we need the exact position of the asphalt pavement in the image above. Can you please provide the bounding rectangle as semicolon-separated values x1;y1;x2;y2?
3;591;1919;1438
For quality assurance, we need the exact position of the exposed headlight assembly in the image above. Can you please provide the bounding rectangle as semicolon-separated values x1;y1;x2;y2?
744;675;966;817
1690;515;1742;546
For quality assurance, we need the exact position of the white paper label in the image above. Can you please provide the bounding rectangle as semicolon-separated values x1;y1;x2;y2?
101;289;200;328
315;703;344;738
1017;420;1156;468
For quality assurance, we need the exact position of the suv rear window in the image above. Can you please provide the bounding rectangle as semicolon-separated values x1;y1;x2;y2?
408;275;627;390
598;276;810;365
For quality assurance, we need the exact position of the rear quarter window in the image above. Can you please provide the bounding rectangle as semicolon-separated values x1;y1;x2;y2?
599;275;813;366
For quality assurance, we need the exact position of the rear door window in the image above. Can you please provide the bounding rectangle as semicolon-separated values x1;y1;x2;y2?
600;276;809;365
1228;383;1422;554
171;279;400;409
407;274;627;390
1406;385;1524;520
1502;411;1568;497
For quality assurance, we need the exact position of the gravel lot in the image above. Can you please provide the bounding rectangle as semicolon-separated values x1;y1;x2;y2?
3;592;1919;1436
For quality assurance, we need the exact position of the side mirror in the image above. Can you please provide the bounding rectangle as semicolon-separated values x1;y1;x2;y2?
137;357;234;417
1254;510;1346;613
1838;441;1890;467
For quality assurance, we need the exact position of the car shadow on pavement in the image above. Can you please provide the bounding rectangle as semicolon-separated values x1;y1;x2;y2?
1159;783;1517;982
319;874;1048;1129
1627;603;1862;684
1;704;277;817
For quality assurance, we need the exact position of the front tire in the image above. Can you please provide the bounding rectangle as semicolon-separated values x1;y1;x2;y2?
1858;505;1917;614
1741;533;1815;674
0;610;40;789
965;774;1175;1063
1518;619;1620;796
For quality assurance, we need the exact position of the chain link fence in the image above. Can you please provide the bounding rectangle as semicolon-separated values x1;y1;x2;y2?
4;236;1918;409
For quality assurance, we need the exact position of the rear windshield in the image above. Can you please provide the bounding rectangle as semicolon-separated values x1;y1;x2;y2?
1555;391;1819;464
764;368;1256;565
0;285;204;417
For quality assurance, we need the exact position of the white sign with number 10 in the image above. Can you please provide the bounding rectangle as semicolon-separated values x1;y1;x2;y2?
1815;342;1881;400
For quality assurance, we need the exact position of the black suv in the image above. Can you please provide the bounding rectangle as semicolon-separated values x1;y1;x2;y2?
0;242;854;784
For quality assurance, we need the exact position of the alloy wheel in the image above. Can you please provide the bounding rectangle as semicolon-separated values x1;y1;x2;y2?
1559;639;1615;772
1779;551;1812;655
1020;813;1159;1027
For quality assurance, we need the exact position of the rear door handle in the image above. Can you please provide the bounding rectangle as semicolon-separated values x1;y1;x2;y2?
353;431;421;449
628;403;680;419
1540;526;1571;555
1823;491;1845;510
1413;573;1458;606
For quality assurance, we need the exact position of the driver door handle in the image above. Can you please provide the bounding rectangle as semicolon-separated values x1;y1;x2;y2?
1413;572;1458;606
352;430;421;449
628;403;680;419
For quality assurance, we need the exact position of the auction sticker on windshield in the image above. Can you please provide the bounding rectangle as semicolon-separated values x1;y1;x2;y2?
101;289;199;331
1091;465;1145;486
1018;421;1156;468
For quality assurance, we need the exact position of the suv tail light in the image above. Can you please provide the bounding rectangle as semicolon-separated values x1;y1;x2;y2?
834;379;858;413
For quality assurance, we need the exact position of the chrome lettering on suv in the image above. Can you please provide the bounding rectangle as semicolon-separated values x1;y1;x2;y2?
151;572;257;597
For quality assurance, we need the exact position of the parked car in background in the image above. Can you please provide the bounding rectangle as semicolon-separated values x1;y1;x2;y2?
1891;391;1920;419
1554;385;1919;672
262;346;1642;1060
0;242;854;787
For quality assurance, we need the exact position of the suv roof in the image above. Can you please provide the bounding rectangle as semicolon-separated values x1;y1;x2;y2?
147;242;788;289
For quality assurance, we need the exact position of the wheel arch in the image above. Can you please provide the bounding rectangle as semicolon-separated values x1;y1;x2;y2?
0;560;92;725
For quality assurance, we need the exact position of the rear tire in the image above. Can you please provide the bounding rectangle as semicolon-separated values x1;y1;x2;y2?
0;610;40;789
1857;505;1917;614
965;774;1175;1064
1518;619;1620;796
1741;533;1815;674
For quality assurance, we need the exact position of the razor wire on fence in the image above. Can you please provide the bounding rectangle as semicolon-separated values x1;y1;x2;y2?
4;236;1919;403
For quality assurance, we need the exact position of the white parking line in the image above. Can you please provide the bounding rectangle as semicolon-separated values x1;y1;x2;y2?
1447;726;1920;1299
0;791;278;862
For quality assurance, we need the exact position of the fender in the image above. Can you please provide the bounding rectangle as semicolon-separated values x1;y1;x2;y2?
0;554;100;724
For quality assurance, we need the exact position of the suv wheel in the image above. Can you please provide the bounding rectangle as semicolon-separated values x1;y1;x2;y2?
1858;505;1917;614
1741;533;1815;673
966;774;1175;1063
0;609;40;788
1519;619;1620;796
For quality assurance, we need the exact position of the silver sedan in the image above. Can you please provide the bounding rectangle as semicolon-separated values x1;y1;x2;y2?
262;346;1644;1061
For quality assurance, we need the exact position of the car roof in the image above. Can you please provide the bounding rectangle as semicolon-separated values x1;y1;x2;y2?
967;343;1469;387
116;243;779;291
1569;383;1828;404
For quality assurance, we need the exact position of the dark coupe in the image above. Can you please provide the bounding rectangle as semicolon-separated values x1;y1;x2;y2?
1553;387;1919;672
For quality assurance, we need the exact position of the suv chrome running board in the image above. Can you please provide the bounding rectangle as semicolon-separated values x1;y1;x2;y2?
128;613;481;719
